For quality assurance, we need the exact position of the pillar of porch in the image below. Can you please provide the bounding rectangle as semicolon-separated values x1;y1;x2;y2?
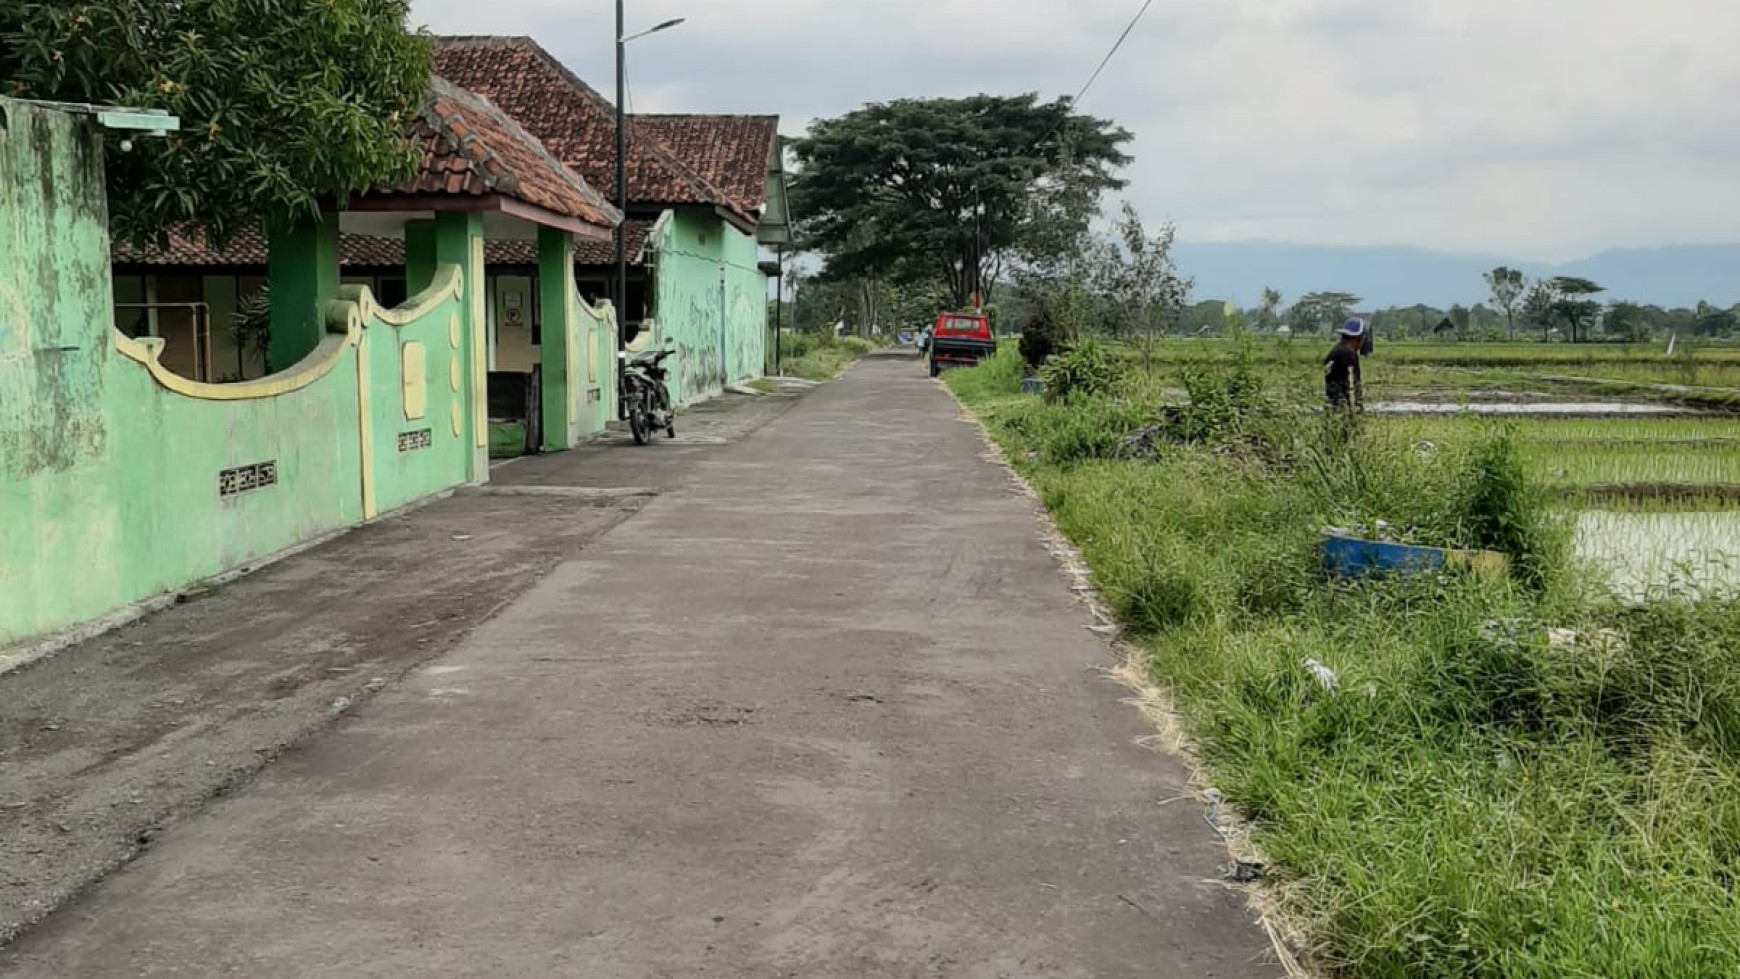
265;211;340;371
433;212;489;483
537;226;577;452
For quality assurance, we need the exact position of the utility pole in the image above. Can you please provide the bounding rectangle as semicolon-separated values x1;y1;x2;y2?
614;0;627;419
614;8;685;417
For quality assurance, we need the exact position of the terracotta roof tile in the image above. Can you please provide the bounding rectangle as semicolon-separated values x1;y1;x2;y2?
395;75;619;229
432;37;754;224
630;114;778;217
113;222;653;270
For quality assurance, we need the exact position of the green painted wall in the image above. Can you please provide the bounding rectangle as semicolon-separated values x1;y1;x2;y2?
0;98;480;649
576;292;617;436
355;282;472;517
646;210;767;405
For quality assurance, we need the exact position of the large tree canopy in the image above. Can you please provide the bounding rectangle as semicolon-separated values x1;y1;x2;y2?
1;0;432;249
789;94;1131;308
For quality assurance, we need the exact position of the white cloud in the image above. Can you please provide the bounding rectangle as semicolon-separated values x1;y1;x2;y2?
413;0;1740;261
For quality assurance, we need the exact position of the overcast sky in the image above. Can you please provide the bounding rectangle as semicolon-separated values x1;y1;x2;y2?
411;0;1740;262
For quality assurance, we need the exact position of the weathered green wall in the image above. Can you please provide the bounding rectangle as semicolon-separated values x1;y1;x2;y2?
646;210;766;405
536;229;618;450
573;287;618;438
0;98;481;649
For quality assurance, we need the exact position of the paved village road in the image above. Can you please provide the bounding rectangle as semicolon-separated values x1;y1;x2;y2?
0;353;1277;978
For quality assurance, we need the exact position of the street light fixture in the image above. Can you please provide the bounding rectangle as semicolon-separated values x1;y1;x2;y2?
623;18;686;43
615;5;685;418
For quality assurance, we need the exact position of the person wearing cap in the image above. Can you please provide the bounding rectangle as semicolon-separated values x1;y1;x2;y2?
1324;319;1366;411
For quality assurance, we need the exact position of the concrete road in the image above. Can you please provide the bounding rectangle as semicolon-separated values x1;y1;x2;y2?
0;354;1276;978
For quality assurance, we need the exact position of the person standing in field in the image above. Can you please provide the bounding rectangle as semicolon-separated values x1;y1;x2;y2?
1325;319;1366;410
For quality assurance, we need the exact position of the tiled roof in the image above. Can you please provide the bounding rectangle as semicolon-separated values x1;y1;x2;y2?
631;114;778;217
396;76;619;228
113;222;653;270
475;221;651;266
113;226;404;268
432;37;753;223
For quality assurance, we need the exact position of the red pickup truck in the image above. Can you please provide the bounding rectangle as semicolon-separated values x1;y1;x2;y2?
925;312;997;377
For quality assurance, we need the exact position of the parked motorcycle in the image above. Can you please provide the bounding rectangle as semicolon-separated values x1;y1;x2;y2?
621;344;677;445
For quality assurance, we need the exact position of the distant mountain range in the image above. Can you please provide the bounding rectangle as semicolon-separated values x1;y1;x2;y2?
1171;241;1740;311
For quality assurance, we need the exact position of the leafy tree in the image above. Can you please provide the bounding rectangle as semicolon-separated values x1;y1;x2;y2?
1549;277;1605;343
1255;287;1283;332
1095;203;1191;373
1449;303;1471;335
1521;279;1561;341
788;274;854;334
1019;296;1072;370
0;1;432;251
790;94;1132;308
1289;292;1361;334
1484;266;1526;338
1695;306;1738;338
1605;301;1652;343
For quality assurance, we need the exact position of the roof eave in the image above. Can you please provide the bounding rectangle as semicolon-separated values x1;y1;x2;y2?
714;205;760;237
345;193;615;239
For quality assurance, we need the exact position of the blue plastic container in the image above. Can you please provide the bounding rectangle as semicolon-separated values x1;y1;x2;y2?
1321;534;1447;578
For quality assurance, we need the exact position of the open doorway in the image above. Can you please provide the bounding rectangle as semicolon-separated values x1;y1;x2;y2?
485;274;543;458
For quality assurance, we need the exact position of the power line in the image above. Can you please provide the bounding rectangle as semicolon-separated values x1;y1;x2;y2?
1071;0;1157;108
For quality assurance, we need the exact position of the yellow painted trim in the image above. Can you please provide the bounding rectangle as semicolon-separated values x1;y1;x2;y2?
401;342;428;420
576;292;612;324
356;332;377;520
337;264;463;330
114;302;360;401
566;285;582;444
449;358;461;392
470;235;488;450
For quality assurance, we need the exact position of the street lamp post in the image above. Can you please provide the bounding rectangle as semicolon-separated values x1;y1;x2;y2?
614;7;685;418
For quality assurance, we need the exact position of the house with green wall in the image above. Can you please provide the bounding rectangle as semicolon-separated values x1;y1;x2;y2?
433;37;790;407
114;36;790;428
1;77;620;652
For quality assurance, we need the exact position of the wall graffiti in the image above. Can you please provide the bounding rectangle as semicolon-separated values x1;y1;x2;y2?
647;210;768;405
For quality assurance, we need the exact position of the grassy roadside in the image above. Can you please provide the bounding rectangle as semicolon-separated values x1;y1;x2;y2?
770;333;882;382
948;344;1740;978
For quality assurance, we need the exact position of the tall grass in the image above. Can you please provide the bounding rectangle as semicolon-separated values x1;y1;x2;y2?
947;351;1740;978
772;332;879;381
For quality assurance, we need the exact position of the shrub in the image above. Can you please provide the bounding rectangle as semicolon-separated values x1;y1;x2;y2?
1459;427;1567;588
1172;339;1272;443
1019;303;1070;370
1041;339;1124;403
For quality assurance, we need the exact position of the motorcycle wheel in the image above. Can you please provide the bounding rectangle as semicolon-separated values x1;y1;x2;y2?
628;396;651;445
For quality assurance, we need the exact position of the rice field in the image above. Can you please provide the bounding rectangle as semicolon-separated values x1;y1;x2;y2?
1121;337;1740;597
1371;397;1740;599
1576;511;1740;600
1136;338;1740;399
